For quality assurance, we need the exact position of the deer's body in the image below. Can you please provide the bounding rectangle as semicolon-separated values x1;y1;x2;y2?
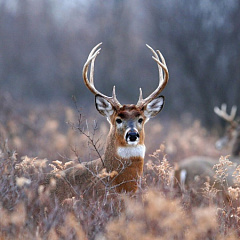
174;156;217;191
41;43;169;203
173;104;240;200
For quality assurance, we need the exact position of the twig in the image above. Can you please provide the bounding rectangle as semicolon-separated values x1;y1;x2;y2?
67;97;105;167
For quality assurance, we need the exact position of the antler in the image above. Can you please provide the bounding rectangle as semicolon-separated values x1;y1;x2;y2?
82;42;122;108
214;103;237;122
136;44;169;108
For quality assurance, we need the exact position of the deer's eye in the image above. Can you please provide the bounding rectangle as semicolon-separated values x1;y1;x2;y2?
116;118;122;124
138;118;143;124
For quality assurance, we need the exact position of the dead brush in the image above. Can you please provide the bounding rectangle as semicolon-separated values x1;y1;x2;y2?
201;180;219;205
1;129;240;239
216;159;240;235
213;155;234;187
105;190;226;240
144;144;173;192
0;142;125;240
0;92;89;160
164;120;220;162
2;93;240;239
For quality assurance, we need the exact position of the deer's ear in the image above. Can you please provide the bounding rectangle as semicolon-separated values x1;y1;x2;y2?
144;96;164;119
95;95;114;118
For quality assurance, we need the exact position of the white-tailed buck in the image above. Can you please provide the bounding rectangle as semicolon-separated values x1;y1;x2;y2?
42;43;169;203
173;104;239;200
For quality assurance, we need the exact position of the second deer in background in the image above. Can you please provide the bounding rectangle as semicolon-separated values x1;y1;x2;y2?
173;104;240;201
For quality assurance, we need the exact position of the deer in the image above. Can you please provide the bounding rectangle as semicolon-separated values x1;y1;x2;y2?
173;104;239;201
41;43;169;203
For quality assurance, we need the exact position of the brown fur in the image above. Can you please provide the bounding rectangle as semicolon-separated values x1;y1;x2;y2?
41;105;147;203
173;156;218;191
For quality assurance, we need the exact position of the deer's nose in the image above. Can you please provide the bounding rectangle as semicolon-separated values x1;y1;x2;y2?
125;129;139;143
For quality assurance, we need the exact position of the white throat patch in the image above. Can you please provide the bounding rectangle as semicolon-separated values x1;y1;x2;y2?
117;145;146;159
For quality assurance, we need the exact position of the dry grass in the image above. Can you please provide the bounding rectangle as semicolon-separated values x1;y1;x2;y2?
0;94;240;239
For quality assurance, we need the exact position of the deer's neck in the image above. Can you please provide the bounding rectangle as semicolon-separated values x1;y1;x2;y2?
232;133;240;157
103;131;145;193
117;145;146;159
103;131;145;169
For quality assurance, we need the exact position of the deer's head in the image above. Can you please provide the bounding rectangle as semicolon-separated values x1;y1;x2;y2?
82;43;168;147
214;104;239;150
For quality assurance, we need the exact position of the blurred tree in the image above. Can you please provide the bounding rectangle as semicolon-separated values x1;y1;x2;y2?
144;0;240;126
0;0;239;127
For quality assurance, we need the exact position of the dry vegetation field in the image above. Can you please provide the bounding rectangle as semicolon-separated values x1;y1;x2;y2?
0;93;240;240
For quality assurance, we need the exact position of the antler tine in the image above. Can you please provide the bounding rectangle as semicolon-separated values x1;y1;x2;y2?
147;45;165;86
138;88;143;102
214;104;237;122
230;105;237;120
221;103;227;113
89;48;101;85
136;44;169;108
82;43;122;108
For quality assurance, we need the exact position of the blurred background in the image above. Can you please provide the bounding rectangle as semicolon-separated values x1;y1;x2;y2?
0;0;239;159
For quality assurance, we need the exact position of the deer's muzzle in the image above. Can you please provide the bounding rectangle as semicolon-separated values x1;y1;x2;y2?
125;128;139;145
215;136;229;150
